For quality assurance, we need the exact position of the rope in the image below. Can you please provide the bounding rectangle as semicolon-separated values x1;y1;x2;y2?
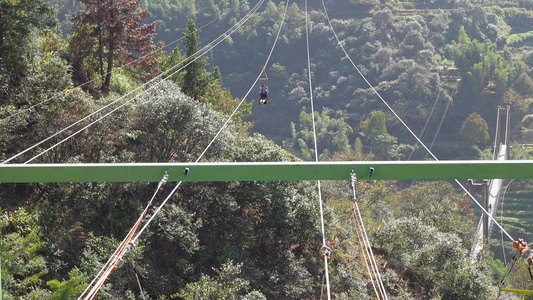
6;0;263;165
303;0;331;298
425;89;453;158
328;212;351;248
350;173;388;299
407;88;441;160
319;0;514;243
0;0;244;124
78;173;168;300
351;207;380;299
500;179;515;266
498;255;518;299
133;263;146;300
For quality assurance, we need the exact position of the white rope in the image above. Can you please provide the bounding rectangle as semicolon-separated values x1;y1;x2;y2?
350;173;388;299
319;0;514;242
352;210;381;299
7;0;263;165
303;0;331;298
350;201;380;299
500;179;515;267
133;262;146;300
0;1;244;124
407;88;441;160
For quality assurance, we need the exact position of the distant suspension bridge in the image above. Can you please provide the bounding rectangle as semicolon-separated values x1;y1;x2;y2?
470;106;511;260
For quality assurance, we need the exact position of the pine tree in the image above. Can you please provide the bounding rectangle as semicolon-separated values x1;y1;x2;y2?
182;19;209;100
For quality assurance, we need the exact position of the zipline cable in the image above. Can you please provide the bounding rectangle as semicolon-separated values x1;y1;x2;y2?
6;0;264;165
319;0;514;242
407;88;441;160
304;0;331;298
425;94;452;159
0;0;244;124
351;173;388;299
133;262;146;300
351;208;380;299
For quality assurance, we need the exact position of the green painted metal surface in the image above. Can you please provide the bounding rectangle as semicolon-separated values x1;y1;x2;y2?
1;160;533;183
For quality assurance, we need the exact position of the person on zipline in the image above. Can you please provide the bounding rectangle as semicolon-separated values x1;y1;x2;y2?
259;84;268;105
514;238;533;266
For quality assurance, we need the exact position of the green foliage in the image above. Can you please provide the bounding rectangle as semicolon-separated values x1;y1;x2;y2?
109;68;136;95
503;89;530;120
175;261;263;299
128;80;230;162
283;110;353;161
514;72;533;97
0;207;50;299
460;112;490;147
360;110;387;142
161;46;186;83
374;218;493;299
47;269;88;300
390;181;475;242
182;19;210;99
0;0;52;92
510;142;532;160
202;81;253;131
369;133;412;160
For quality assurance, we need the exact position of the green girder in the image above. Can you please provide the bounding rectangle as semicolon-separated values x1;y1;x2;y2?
0;160;532;183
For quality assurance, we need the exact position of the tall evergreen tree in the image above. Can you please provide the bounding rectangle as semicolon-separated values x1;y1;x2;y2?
182;19;209;100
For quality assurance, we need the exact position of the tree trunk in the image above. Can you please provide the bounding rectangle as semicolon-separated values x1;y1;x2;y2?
103;39;114;94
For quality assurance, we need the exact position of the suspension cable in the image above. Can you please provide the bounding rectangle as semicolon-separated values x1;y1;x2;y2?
348;180;379;297
5;0;264;165
500;179;515;266
303;0;331;298
350;173;388;299
407;88;441;160
0;0;244;124
319;0;513;242
351;206;381;299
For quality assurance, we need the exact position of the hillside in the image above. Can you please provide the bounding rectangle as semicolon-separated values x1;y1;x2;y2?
0;0;533;298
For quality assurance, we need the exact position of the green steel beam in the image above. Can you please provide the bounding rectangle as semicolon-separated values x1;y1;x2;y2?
1;160;533;183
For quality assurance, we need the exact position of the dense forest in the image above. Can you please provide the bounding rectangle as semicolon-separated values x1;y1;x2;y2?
2;0;533;298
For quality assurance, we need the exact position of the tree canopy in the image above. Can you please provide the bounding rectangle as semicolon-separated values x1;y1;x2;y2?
2;0;533;298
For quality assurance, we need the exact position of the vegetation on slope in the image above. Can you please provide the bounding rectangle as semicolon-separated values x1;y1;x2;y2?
2;0;533;298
